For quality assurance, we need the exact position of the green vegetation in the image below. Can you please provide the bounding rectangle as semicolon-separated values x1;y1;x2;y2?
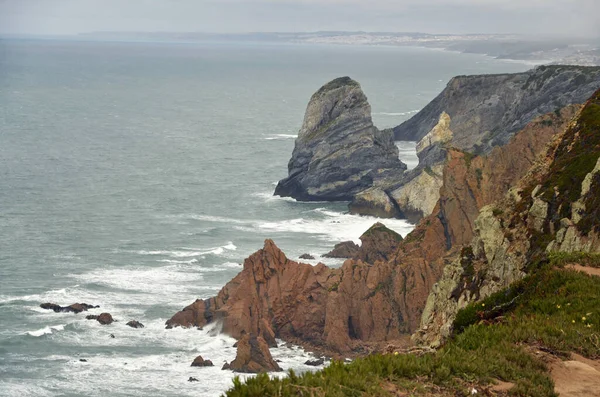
548;251;600;268
463;151;476;169
224;257;600;396
539;91;600;228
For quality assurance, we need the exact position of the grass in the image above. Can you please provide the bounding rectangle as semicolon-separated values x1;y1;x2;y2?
224;257;600;397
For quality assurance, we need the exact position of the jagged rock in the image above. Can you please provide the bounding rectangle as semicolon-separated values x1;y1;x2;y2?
274;76;406;201
221;362;231;370
229;335;282;373
126;320;144;329
299;254;315;260
40;303;99;314
109;334;115;338
191;355;214;367
304;358;324;366
86;313;114;325
323;241;360;258
188;377;199;382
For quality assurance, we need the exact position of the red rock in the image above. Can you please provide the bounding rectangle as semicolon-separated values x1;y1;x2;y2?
229;335;281;373
191;355;214;367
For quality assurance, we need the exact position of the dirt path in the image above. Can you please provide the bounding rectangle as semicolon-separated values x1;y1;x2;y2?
550;353;600;397
565;264;600;277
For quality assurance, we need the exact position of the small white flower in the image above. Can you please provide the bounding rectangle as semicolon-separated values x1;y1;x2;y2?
471;387;478;395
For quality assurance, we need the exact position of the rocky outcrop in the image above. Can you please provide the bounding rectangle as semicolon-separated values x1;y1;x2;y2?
229;335;282;373
191;355;214;367
299;254;315;260
40;303;99;314
274;77;406;201
394;65;600;155
166;224;426;354
323;241;360;258
415;90;600;347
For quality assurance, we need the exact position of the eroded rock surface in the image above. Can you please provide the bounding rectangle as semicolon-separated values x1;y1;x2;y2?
275;77;406;201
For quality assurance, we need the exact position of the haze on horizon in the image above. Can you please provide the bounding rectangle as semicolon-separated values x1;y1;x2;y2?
1;0;599;39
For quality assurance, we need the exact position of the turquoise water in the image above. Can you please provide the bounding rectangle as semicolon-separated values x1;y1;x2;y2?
0;38;528;396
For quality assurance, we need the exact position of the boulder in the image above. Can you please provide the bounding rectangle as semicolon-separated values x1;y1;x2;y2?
323;241;360;258
229;335;282;373
356;222;403;264
126;320;144;329
299;253;315;260
86;313;114;325
274;76;406;201
221;362;231;370
191;355;214;367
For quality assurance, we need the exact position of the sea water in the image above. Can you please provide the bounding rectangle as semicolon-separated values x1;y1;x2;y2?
0;38;529;396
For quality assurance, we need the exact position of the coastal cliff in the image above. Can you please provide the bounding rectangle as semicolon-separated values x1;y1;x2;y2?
274;77;406;201
394;65;600;155
222;88;600;395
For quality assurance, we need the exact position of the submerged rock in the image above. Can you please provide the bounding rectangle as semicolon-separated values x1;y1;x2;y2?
126;320;144;329
40;302;99;314
304;358;324;366
229;335;282;373
275;76;406;201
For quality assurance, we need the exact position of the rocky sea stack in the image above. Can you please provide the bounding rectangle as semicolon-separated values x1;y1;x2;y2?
274;76;406;201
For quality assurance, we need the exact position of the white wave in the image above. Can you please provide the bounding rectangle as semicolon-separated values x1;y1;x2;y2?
26;324;65;337
183;214;255;225
264;134;297;140
157;259;199;264
256;208;414;244
252;192;298;203
137;241;237;258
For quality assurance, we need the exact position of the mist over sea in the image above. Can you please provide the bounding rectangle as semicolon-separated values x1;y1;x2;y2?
0;38;529;396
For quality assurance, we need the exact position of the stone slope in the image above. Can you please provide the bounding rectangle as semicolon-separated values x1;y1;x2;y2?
274;77;406;201
415;89;600;347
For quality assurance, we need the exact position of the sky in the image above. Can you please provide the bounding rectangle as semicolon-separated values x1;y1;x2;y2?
0;0;599;37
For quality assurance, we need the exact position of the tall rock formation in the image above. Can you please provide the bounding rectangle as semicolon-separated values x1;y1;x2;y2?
274;77;406;202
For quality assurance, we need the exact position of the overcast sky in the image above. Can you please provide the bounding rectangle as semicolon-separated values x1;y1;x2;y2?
1;0;599;37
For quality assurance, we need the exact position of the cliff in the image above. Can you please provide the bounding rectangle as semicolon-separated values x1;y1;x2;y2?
415;89;600;347
274;77;406;201
394;65;600;155
354;66;600;220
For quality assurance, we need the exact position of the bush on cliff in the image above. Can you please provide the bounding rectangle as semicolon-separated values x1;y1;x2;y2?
225;257;600;397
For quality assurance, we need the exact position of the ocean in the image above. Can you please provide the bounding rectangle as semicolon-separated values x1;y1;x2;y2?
0;38;529;396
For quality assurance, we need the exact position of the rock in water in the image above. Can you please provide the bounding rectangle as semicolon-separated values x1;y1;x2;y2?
191;355;214;367
86;313;114;325
229;335;282;373
126;320;144;329
275;77;406;201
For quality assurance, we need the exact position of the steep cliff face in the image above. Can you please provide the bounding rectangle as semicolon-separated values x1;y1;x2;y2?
415;90;600;347
274;77;406;201
394;65;600;156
